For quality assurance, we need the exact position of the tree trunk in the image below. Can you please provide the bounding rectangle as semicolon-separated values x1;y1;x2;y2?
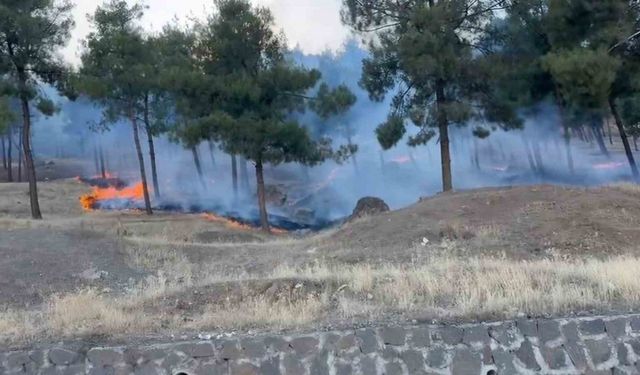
93;145;100;176
435;79;452;192
1;135;5;170
191;146;205;188
239;156;250;192
7;125;12;182
607;118;613;145
143;95;160;198
532;140;545;175
563;124;575;174
208;141;216;167
609;97;640;180
99;145;106;179
130;111;153;215
255;160;270;232
19;94;42;219
591;117;610;158
522;135;538;174
231;154;238;199
17;126;23;182
472;137;481;170
634;136;639;152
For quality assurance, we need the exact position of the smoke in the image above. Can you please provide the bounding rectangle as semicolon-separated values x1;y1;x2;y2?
27;41;635;228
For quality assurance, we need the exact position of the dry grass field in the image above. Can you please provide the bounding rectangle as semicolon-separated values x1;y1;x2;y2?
2;178;640;349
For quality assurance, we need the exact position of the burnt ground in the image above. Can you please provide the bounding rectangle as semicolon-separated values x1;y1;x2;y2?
3;178;640;348
2;179;640;308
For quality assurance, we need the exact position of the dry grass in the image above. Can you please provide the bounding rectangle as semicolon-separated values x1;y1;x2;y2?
4;248;640;348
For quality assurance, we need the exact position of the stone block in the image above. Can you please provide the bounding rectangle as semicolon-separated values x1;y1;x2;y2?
289;337;319;357
230;362;260;375
538;320;562;344
492;347;518;374
384;362;403;375
542;346;569;370
401;350;425;374
515;340;540;371
435;326;463;345
579;319;606;336
488;322;519;347
378;327;406;346
425;347;447;369
563;342;588;372
310;350;330;375
282;354;305;375
359;356;377;375
462;325;490;346
606;318;628;339
409;328;431;347
259;357;280;375
356;329;380;354
240;339;266;358
618;343;633;366
334;334;357;353
450;348;481;375
516;318;538;338
264;336;290;353
219;341;242;361
87;348;123;367
562;321;580;343
174;342;215;358
585;339;612;366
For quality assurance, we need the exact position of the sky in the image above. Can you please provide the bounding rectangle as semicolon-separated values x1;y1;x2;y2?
63;0;352;65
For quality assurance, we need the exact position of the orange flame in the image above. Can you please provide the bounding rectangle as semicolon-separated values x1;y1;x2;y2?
201;213;254;231
80;182;145;211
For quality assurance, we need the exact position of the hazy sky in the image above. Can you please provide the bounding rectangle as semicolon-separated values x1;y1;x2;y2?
63;0;351;64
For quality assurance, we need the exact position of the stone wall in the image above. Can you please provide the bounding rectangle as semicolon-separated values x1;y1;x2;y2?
3;314;640;374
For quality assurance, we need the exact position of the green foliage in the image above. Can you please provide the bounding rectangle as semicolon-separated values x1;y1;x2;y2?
543;48;620;112
376;115;407;150
0;0;74;108
343;0;516;151
312;84;357;120
78;0;151;123
0;97;15;134
175;0;355;167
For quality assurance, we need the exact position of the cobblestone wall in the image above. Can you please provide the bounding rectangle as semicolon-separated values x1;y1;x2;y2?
3;314;640;374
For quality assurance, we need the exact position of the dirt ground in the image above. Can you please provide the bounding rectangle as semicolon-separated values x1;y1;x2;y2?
3;177;640;348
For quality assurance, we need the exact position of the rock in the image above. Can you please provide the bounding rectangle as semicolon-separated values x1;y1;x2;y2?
348;197;390;221
579;319;606;336
462;325;490;346
356;329;380;354
378;327;406;346
451;348;481;375
48;348;79;365
606;318;628;339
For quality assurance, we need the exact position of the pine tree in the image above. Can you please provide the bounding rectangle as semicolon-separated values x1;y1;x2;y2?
0;0;75;218
185;0;355;231
342;0;512;192
78;0;154;214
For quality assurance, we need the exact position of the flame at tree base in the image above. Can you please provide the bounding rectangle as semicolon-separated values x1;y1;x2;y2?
80;182;146;211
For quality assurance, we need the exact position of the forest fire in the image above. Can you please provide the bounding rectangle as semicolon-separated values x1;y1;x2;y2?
80;182;146;210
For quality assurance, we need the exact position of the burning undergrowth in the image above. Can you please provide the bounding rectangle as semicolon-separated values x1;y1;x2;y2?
77;174;339;232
